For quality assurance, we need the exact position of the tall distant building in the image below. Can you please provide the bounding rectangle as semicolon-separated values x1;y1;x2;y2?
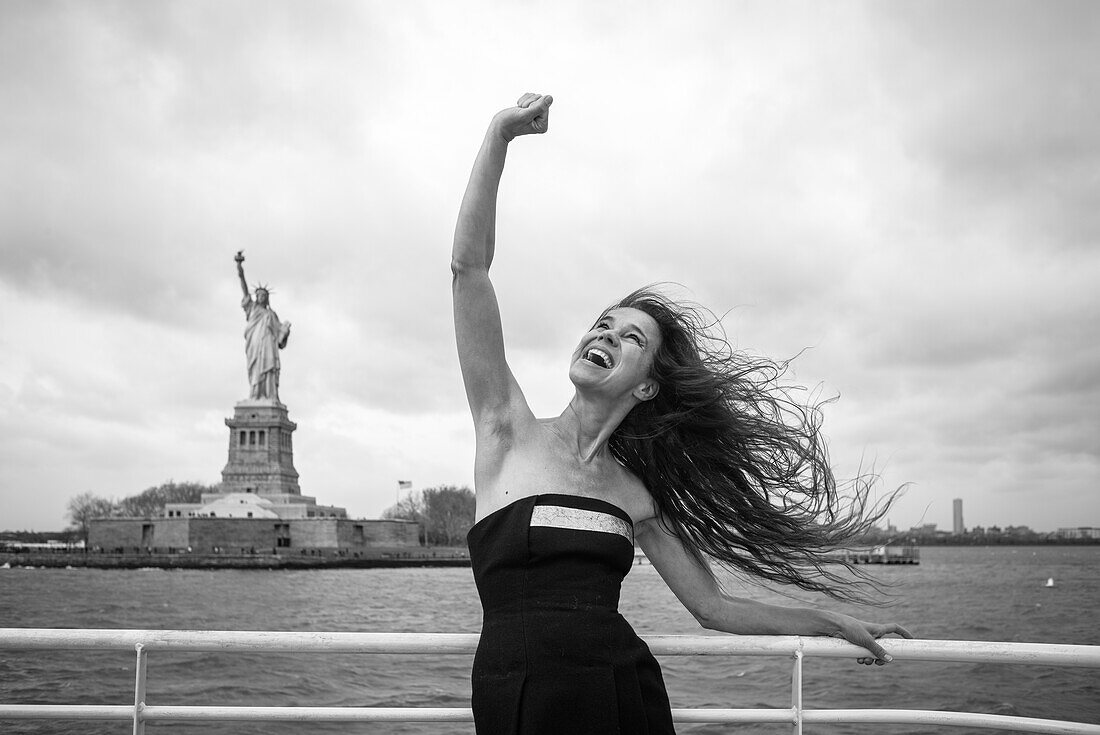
953;498;965;535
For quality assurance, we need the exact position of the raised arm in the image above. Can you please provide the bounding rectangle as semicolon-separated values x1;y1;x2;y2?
234;251;250;300
451;93;553;429
636;518;913;665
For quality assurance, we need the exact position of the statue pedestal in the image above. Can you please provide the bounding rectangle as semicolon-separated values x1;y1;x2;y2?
221;400;301;496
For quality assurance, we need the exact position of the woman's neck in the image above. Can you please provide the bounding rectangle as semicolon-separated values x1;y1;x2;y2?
552;392;635;463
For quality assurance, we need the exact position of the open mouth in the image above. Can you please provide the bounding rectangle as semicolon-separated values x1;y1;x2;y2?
583;347;614;369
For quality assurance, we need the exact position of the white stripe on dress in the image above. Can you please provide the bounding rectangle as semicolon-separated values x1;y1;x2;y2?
529;505;634;543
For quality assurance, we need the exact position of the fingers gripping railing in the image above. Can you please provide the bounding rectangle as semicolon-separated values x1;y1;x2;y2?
1;629;1099;733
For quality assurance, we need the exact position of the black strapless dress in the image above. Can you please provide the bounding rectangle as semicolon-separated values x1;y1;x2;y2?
467;493;675;734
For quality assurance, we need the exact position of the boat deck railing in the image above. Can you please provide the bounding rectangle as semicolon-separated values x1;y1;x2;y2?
1;628;1098;733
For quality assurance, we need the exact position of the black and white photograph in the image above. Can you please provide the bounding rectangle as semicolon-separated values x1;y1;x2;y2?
1;1;1098;733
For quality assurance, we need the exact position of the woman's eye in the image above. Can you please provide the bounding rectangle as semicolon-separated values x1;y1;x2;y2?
627;334;642;343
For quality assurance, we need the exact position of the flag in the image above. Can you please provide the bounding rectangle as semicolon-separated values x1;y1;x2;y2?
398;481;412;490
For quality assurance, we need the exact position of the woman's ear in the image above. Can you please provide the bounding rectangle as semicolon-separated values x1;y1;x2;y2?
633;379;660;402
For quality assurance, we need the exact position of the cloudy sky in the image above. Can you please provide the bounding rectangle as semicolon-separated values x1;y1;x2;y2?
1;1;1097;534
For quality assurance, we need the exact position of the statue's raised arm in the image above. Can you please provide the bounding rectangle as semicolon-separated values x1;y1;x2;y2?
234;252;291;403
235;250;250;300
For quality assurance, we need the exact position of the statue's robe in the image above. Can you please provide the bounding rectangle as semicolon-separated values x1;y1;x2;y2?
242;295;290;401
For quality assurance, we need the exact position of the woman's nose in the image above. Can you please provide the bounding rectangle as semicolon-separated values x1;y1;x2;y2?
599;330;619;347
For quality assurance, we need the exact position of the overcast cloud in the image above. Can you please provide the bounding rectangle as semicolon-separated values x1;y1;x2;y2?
1;0;1098;533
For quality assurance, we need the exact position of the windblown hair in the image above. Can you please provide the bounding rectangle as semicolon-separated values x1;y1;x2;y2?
608;286;898;603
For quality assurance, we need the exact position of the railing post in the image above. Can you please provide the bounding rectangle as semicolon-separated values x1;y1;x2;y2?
791;641;804;735
133;642;147;735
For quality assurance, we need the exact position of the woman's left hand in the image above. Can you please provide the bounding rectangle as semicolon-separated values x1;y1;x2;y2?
827;612;913;666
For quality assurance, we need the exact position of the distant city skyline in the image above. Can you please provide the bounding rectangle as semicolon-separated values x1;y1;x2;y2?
2;2;1098;533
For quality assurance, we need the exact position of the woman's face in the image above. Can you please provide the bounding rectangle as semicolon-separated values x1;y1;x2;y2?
569;307;662;401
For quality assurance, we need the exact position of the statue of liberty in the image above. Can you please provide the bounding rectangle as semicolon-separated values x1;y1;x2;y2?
235;251;291;403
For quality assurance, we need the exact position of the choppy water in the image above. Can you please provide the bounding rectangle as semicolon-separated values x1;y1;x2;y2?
1;546;1097;734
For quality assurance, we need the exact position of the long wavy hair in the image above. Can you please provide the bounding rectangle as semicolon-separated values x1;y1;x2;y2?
607;286;898;603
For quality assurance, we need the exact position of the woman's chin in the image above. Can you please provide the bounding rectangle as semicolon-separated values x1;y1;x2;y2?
568;362;606;388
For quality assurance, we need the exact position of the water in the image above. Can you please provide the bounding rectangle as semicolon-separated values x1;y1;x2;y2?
1;546;1097;734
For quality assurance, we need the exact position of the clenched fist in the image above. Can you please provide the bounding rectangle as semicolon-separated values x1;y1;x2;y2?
491;92;553;142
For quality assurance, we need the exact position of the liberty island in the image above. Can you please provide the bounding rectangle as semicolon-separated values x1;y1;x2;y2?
81;254;425;564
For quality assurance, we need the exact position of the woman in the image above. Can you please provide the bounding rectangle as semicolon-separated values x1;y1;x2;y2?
452;93;912;734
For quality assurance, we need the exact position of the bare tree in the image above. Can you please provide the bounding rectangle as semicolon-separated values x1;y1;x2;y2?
421;486;476;546
382;486;475;546
114;480;213;518
66;492;114;550
382;493;426;544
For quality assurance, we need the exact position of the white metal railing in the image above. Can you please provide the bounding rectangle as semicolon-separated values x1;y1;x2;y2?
1;628;1098;734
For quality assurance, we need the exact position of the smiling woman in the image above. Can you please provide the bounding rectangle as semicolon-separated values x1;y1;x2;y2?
450;93;911;735
569;308;661;400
